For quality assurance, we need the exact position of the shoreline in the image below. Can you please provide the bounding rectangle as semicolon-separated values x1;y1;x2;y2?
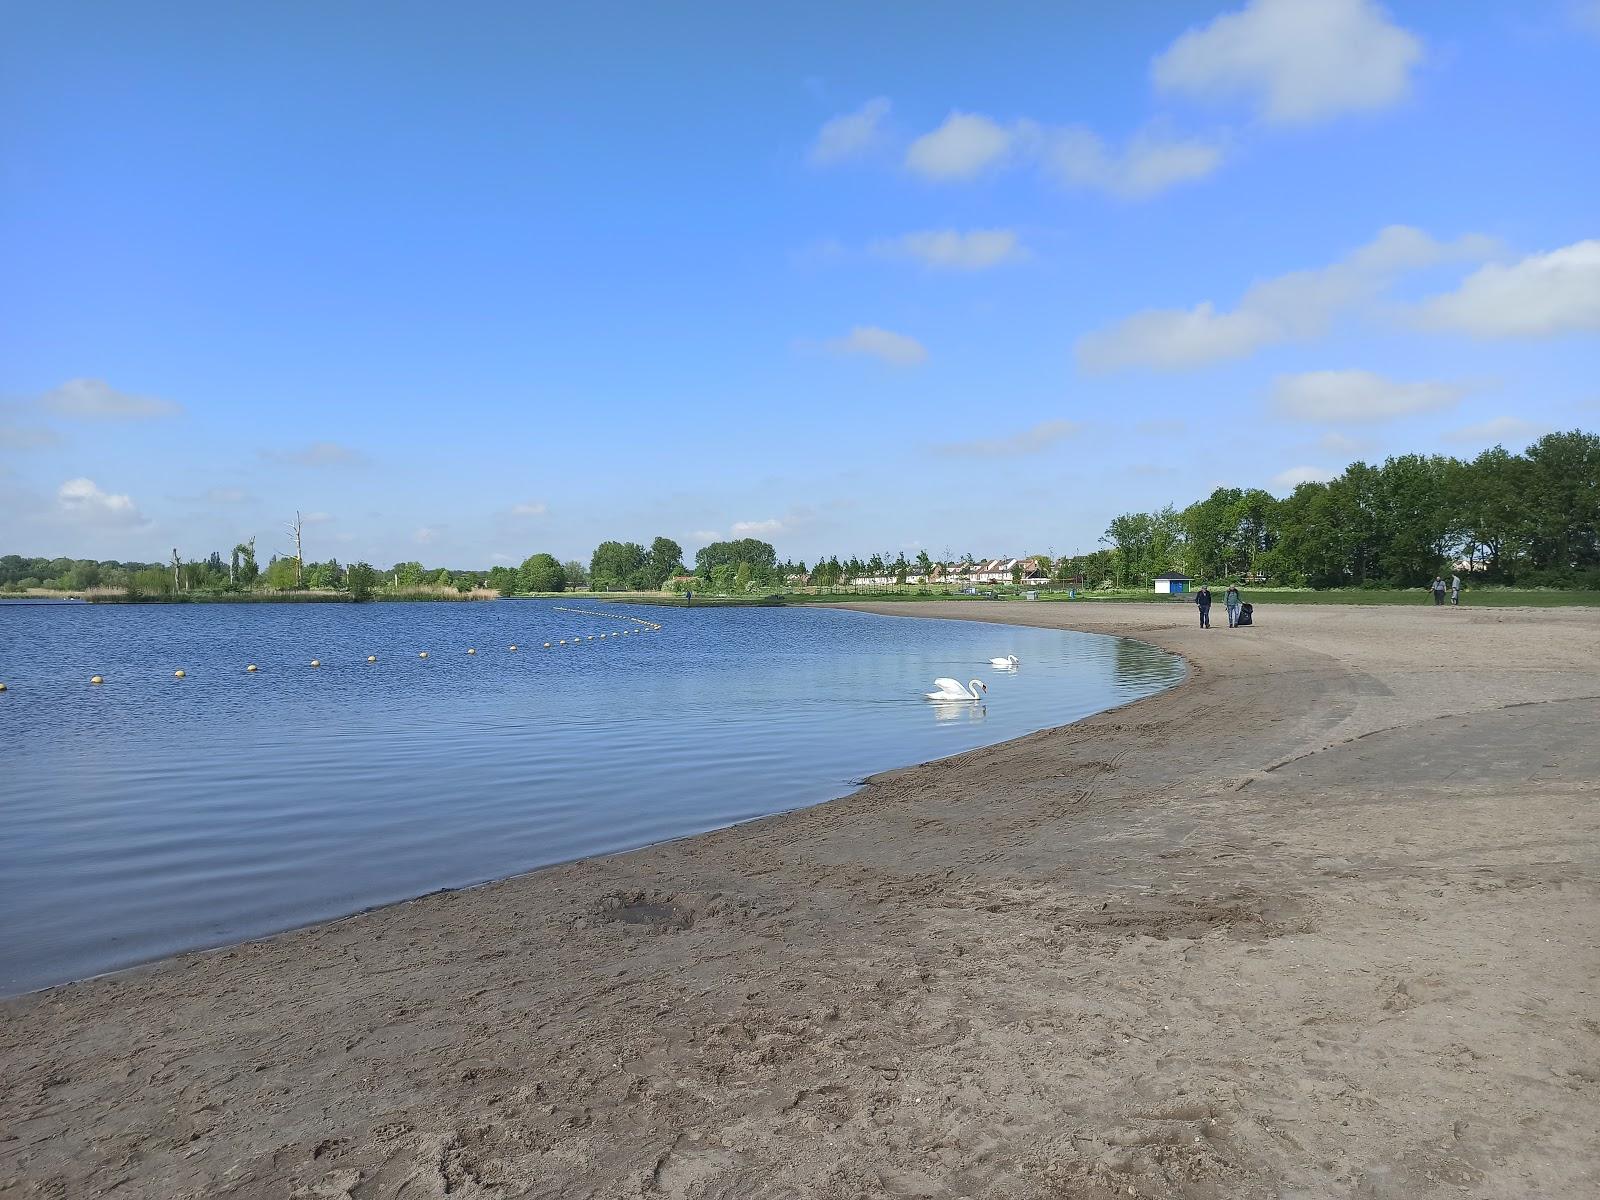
4;601;1598;1198
0;615;1175;1001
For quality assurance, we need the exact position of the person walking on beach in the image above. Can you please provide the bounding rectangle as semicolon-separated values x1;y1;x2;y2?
1451;574;1461;606
1225;583;1242;628
1431;576;1446;606
1196;584;1212;629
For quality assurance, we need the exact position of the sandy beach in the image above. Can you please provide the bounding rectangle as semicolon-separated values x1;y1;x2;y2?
3;601;1598;1200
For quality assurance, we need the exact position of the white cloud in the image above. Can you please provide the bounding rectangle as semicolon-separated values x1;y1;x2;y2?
1414;240;1600;338
1271;464;1336;489
1152;0;1423;124
934;419;1083;458
41;378;182;421
731;518;784;536
57;477;149;527
871;228;1025;270
905;112;1016;180
809;98;891;166
1271;369;1465;423
262;441;363;466
509;501;549;517
690;529;724;543
1444;416;1544;445
1077;225;1496;370
825;325;928;367
1044;124;1224;198
902;112;1221;199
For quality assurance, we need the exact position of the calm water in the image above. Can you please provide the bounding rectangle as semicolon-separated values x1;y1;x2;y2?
0;600;1183;994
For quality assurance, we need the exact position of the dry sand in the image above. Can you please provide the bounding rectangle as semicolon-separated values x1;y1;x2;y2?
3;601;1598;1199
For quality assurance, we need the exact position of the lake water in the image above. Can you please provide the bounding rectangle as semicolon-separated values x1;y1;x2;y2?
0;600;1184;995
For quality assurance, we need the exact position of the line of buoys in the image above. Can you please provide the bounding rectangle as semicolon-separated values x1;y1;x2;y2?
15;624;662;692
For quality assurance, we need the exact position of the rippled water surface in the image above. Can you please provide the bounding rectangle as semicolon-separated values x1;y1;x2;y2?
0;599;1183;994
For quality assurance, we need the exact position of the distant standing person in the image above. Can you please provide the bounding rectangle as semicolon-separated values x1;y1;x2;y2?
1196;584;1212;629
1225;583;1242;628
1431;576;1446;606
1451;574;1461;606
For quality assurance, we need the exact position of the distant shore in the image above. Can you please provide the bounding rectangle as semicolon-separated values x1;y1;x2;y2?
3;601;1598;1197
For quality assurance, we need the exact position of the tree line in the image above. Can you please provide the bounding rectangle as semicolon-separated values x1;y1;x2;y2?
491;536;802;595
1;546;497;600
1089;430;1600;589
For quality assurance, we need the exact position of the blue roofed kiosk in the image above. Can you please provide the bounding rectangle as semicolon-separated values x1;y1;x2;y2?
1154;573;1191;595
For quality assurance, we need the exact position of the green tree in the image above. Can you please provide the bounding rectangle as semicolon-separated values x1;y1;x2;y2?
1523;430;1600;575
694;538;777;577
519;552;566;593
644;537;684;589
589;541;647;590
347;562;378;601
264;555;301;589
304;559;343;590
562;559;589;589
234;538;259;586
392;561;425;587
486;565;520;595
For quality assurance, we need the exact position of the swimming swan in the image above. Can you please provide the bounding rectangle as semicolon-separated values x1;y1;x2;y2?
989;654;1020;668
926;677;986;700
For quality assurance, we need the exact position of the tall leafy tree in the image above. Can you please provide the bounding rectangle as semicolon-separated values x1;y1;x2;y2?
589;541;646;590
519;553;566;593
644;537;684;588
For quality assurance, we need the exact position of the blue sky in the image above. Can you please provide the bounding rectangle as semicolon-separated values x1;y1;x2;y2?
3;0;1597;567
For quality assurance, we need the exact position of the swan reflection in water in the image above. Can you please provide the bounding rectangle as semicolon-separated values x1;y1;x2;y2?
928;698;988;724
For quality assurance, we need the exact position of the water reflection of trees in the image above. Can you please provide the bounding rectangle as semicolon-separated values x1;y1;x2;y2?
1113;638;1185;688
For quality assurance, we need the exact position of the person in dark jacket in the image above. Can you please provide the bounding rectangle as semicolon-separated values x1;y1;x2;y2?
1195;585;1212;628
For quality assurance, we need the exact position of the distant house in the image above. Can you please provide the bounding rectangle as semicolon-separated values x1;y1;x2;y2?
1153;573;1191;594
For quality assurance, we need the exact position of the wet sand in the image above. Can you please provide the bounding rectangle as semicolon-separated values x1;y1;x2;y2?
3;601;1598;1199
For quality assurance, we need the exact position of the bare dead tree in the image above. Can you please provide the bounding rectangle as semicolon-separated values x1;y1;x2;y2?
287;511;304;587
171;547;181;592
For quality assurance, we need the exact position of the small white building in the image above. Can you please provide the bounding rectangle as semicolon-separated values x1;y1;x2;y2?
1153;573;1191;595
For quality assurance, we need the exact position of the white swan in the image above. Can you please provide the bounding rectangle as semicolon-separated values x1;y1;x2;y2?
926;677;986;700
989;654;1020;668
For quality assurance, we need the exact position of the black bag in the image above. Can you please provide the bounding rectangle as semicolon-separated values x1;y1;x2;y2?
1236;602;1254;627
